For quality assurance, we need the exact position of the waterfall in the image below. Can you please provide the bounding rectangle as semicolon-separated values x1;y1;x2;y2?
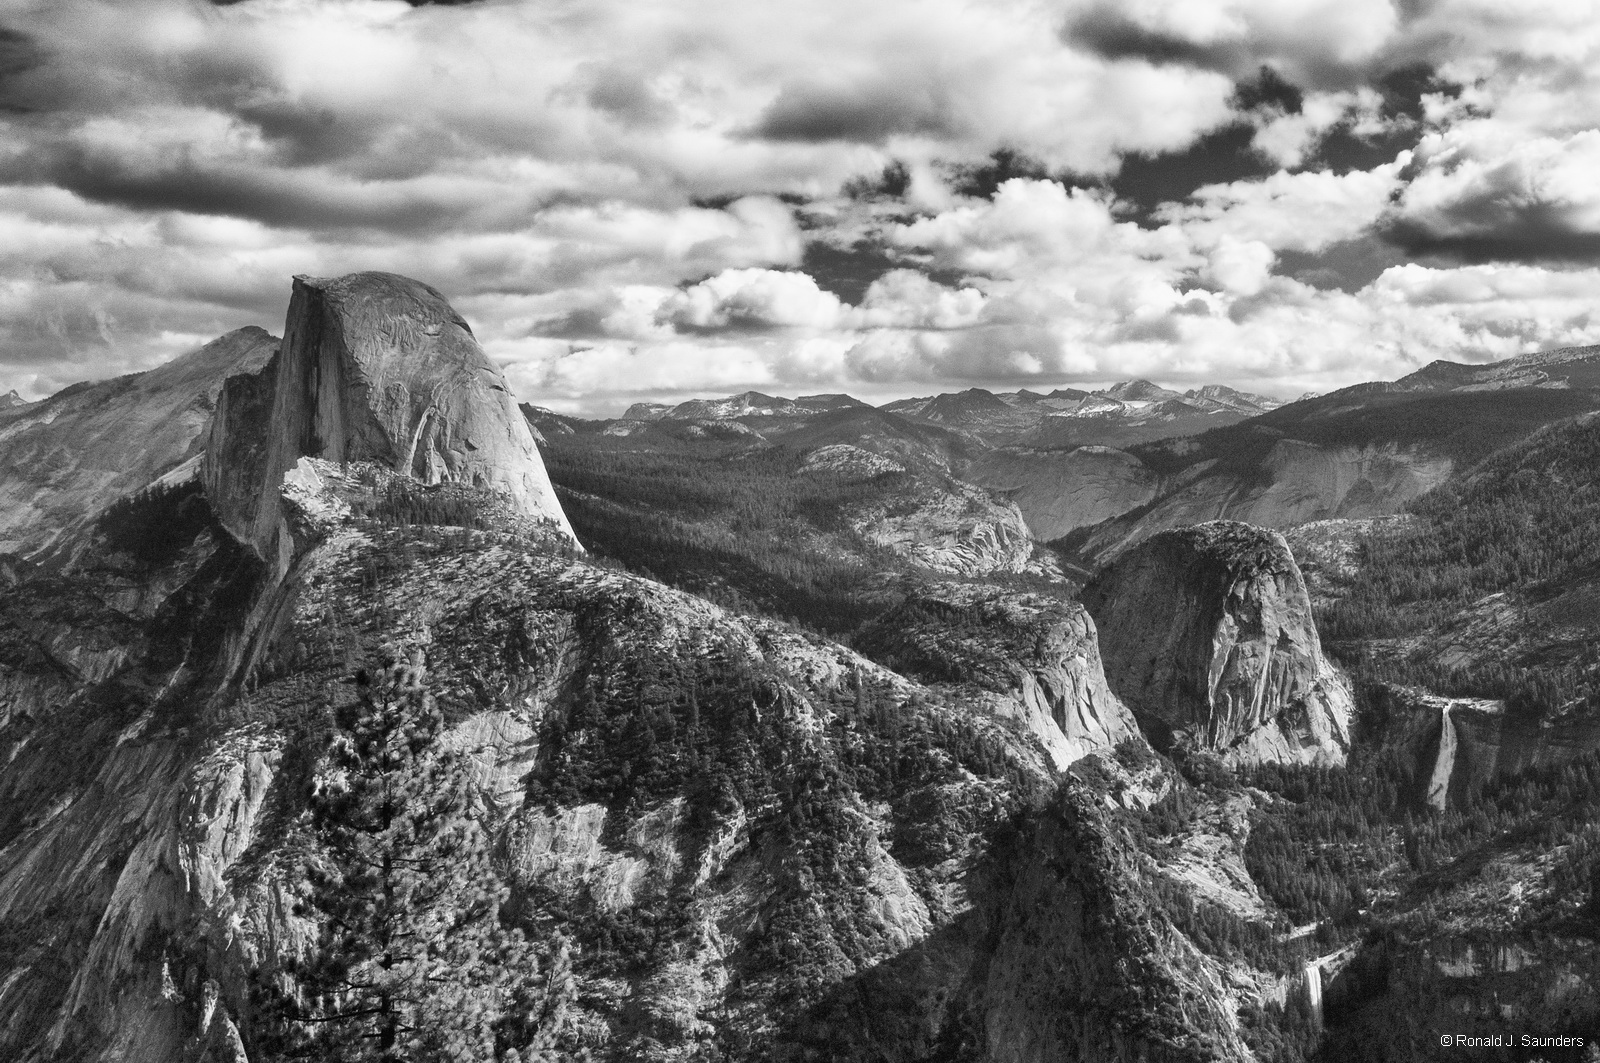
1426;702;1456;811
1304;960;1323;1027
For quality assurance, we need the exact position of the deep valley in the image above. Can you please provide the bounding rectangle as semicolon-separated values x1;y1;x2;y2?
3;272;1600;1063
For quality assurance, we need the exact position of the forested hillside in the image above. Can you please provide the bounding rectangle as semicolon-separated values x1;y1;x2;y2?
1323;411;1600;716
542;432;1059;636
542;436;903;630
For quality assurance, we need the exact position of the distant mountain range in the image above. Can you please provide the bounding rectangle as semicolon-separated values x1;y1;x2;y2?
522;347;1600;571
535;378;1285;454
560;344;1600;445
884;380;1281;431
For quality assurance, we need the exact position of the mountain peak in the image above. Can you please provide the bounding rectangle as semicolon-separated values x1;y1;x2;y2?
1184;384;1282;413
1102;379;1181;402
203;272;576;565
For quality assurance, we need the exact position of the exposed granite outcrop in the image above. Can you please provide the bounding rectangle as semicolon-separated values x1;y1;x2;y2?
855;584;1142;770
203;272;576;567
849;479;1035;576
1371;684;1600;810
1082;520;1352;765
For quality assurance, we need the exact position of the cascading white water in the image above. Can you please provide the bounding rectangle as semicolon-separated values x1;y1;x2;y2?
1304;960;1323;1027
1427;703;1457;811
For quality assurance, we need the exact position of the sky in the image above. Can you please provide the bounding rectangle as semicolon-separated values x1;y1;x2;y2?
3;0;1600;415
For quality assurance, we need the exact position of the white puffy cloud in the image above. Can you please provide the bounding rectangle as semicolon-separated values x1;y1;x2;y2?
0;0;1599;411
659;268;847;330
1162;163;1405;252
857;270;987;329
1385;128;1600;257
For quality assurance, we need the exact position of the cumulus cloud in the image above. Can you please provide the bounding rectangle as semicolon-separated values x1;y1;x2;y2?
1161;163;1405;252
1384;128;1600;260
660;268;848;331
0;0;1599;409
857;270;987;329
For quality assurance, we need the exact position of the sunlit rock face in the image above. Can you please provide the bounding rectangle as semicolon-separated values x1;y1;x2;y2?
853;584;1143;771
849;479;1036;577
1082;520;1351;766
204;271;576;566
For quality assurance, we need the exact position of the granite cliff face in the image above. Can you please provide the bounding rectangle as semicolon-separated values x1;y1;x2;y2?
203;272;574;567
1082;520;1352;765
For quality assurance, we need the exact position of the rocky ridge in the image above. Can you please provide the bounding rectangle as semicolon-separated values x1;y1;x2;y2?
1059;439;1454;563
0;328;279;561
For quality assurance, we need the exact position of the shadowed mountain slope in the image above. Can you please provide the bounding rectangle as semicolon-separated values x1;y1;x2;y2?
0;328;279;561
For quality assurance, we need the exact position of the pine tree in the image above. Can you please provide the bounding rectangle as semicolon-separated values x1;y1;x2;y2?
264;641;553;1062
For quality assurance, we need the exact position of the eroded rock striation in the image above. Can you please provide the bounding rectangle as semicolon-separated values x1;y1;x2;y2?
203;272;575;566
1082;520;1352;765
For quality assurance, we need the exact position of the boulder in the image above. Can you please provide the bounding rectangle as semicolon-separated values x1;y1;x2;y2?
1081;520;1351;765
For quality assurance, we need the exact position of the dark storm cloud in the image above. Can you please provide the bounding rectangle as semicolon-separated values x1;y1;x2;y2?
0;20;270;120
582;65;675;129
1379;127;1600;265
232;98;383;169
0;27;44;90
0;142;483;234
1064;7;1251;75
1383;210;1600;264
525;305;610;341
753;79;959;144
1278;235;1408;292
1064;5;1404;89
